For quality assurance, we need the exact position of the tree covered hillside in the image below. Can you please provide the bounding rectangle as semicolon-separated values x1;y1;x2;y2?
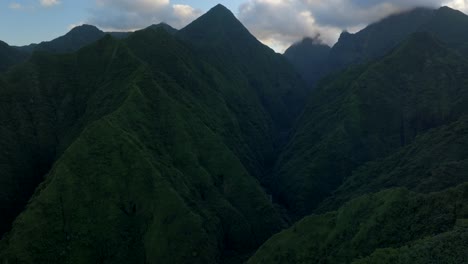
0;5;305;264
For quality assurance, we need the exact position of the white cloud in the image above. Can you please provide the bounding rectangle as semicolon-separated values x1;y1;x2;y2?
238;0;342;52
9;2;22;9
446;0;468;12
88;0;202;31
173;4;201;26
40;0;60;7
238;0;468;52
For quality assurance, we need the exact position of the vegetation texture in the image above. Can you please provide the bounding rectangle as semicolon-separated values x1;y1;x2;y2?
1;4;468;264
0;5;304;264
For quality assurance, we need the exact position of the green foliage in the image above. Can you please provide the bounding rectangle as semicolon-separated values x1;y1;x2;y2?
354;228;468;264
248;184;468;264
320;117;468;211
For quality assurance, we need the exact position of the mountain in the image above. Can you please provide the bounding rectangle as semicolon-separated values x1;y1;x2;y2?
18;25;106;53
327;7;435;70
179;4;306;140
284;37;331;87
249;13;468;263
17;23;177;54
0;5;306;264
2;3;468;264
286;6;468;88
146;23;177;34
0;41;28;72
269;32;468;217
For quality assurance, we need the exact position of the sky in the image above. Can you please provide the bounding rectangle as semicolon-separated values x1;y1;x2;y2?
1;0;467;52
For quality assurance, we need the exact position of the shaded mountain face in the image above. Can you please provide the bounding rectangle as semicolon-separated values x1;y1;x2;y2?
327;7;436;70
284;38;331;87
0;5;305;264
0;41;28;72
271;32;468;217
249;12;468;263
179;4;306;137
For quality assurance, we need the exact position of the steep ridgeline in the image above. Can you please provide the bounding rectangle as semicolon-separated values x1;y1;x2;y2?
0;5;305;264
0;41;28;72
16;23;175;54
327;7;435;70
18;25;106;53
286;6;468;88
179;4;307;144
146;23;178;35
271;32;468;217
284;38;331;87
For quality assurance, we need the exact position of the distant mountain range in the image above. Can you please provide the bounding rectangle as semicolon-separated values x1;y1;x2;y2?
286;6;468;87
1;4;468;264
0;23;177;73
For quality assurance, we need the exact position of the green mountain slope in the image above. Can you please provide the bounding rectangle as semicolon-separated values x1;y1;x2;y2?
179;4;307;138
0;5;306;264
248;183;468;264
0;40;28;72
319;117;468;212
271;32;468;217
0;35;143;237
355;228;468;264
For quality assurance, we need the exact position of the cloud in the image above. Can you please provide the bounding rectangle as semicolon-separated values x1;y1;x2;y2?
238;0;467;52
303;0;447;27
239;0;341;52
40;0;60;7
447;0;468;12
88;0;202;31
9;2;22;9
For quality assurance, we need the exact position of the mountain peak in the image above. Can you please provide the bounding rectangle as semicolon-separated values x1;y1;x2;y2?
202;3;237;22
68;24;102;34
180;3;254;45
146;23;177;34
438;5;457;12
211;3;231;13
